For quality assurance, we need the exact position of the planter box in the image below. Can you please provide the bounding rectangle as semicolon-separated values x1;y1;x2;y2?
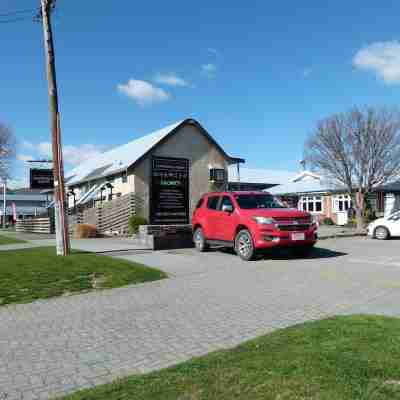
130;224;194;250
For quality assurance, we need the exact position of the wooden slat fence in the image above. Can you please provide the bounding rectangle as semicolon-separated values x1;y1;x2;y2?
16;217;55;234
69;193;140;236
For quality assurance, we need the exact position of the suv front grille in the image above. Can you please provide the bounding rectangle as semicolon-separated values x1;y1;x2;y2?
274;217;311;224
278;224;310;232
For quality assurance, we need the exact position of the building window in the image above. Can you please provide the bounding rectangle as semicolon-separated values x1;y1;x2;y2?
299;196;323;213
333;194;352;213
209;168;226;183
122;171;128;183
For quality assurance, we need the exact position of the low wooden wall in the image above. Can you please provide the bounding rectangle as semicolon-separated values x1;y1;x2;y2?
69;192;140;236
16;217;55;234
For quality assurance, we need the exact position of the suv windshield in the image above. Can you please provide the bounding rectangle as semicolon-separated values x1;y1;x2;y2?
234;194;286;210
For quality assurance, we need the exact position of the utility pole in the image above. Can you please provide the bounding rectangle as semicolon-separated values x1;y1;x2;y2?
40;0;70;256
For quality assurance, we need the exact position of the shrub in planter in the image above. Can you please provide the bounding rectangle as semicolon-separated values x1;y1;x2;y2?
128;215;148;235
345;218;357;228
74;224;97;239
323;217;334;226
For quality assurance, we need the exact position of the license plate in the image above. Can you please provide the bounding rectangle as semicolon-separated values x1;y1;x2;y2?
292;233;305;241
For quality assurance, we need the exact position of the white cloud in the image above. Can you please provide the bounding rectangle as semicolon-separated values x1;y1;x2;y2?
353;41;400;84
21;141;105;167
154;73;190;87
63;144;105;166
201;63;217;78
16;154;33;162
117;79;170;106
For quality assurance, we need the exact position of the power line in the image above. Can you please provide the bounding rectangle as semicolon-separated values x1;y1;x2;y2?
0;16;34;24
0;3;59;24
0;8;36;17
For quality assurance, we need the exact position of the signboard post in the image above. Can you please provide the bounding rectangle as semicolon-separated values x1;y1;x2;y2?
30;169;54;190
150;157;190;225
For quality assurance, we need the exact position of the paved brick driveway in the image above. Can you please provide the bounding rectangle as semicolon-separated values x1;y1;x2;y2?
1;237;400;399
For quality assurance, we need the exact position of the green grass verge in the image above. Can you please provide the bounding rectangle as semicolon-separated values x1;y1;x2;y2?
0;247;166;306
0;234;26;245
60;315;400;400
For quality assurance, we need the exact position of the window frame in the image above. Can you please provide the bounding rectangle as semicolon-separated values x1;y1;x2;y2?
218;195;234;211
299;195;324;214
206;195;221;210
332;194;352;213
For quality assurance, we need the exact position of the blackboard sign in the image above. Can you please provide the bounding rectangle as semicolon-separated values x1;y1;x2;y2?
30;169;54;190
150;157;189;225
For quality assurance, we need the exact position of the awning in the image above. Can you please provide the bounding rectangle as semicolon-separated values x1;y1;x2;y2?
75;184;99;206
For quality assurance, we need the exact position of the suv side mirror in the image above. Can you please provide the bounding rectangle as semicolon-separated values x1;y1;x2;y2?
222;204;233;213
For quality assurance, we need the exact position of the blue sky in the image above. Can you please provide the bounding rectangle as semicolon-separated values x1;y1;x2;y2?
2;1;400;187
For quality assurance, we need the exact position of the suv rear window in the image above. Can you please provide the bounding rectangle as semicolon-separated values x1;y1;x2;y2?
207;196;220;210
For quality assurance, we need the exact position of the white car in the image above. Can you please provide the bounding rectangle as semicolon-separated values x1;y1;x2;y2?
368;211;400;240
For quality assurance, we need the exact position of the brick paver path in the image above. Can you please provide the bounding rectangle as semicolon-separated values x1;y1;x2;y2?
2;238;400;399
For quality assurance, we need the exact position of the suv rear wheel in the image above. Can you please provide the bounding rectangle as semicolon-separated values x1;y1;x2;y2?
193;227;209;252
235;229;256;261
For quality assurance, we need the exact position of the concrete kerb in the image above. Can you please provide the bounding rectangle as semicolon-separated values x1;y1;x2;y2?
318;232;367;240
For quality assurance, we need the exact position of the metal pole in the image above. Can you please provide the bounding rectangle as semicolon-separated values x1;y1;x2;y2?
237;162;241;191
40;0;70;255
2;181;6;229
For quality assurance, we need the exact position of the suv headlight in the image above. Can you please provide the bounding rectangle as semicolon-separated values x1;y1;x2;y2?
252;216;276;225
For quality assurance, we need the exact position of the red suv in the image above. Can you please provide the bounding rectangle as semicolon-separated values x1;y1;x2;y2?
192;191;318;261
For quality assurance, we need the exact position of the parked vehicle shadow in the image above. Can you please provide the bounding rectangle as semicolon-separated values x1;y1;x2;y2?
260;246;347;260
214;246;347;260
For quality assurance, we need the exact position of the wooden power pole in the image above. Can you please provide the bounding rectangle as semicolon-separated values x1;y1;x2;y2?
40;0;70;256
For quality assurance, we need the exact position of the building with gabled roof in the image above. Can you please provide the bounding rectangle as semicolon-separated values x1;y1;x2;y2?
66;118;245;224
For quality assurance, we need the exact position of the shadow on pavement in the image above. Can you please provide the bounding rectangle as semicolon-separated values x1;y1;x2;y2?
260;246;347;260
214;246;347;261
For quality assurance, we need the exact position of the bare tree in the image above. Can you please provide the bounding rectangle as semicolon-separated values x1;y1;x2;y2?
305;107;400;230
0;122;15;181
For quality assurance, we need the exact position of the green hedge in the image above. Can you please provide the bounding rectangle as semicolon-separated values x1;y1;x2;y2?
128;215;148;235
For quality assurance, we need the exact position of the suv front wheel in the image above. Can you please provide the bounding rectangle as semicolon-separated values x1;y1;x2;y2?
235;229;256;261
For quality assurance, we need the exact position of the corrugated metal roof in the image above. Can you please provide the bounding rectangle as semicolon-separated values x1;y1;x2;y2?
66;120;184;186
268;180;332;195
66;119;243;187
377;180;400;193
0;193;47;201
1;206;47;216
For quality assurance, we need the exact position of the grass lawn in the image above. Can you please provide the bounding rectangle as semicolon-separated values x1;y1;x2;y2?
0;234;26;245
0;247;166;306
60;315;400;400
